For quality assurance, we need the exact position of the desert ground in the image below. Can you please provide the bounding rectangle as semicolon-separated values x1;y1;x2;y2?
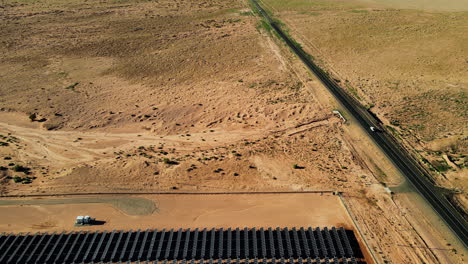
261;0;468;221
0;0;466;263
0;194;350;233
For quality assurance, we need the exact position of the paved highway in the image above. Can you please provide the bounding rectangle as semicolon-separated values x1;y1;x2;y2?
250;0;468;247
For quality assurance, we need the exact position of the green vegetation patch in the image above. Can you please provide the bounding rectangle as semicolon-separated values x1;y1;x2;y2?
431;159;452;173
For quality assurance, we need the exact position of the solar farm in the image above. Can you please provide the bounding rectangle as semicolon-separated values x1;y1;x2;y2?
0;227;365;264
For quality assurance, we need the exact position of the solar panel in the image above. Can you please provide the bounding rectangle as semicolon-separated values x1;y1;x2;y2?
25;232;48;263
173;228;183;259
275;228;284;258
259;228;266;258
164;229;175;260
119;230;134;261
0;226;364;263
16;234;38;264
323;228;336;257
283;227;293;258
331;228;344;258
110;231;125;261
92;230;108;262
244;227;249;259
209;228;216;259
200;228;208;259
226;228;232;259
0;233;20;263
252;227;258;258
191;228;199;259
315;228;327;258
146;229;159;260
292;228;301;258
129;229;142;260
53;232;73;263
138;229;150;261
299;228;310;258
182;228;191;259
235;228;240;258
339;228;354;258
268;228;275;258
73;231;91;263
0;233;12;253
7;232;30;264
156;229;167;260
218;228;224;259
82;231;99;262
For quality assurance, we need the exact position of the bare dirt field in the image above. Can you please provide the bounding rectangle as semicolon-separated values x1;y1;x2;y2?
0;0;466;263
0;193;350;233
261;0;468;220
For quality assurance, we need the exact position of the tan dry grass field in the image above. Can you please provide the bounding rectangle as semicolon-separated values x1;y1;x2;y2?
0;0;466;263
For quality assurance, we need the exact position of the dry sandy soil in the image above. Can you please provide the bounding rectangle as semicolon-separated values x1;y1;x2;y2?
0;0;466;263
261;0;468;220
0;193;350;233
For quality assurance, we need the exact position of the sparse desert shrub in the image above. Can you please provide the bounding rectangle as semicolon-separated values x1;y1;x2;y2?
29;113;36;121
390;120;400;126
65;82;79;91
293;164;305;169
13;176;23;183
13;165;30;173
163;158;179;165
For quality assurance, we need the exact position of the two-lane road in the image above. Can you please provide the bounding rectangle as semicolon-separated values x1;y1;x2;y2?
250;0;468;247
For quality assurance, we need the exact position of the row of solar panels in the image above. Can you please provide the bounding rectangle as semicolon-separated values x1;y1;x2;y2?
0;227;363;264
158;258;363;264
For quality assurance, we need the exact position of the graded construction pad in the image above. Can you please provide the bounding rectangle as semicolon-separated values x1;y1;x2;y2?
0;227;365;264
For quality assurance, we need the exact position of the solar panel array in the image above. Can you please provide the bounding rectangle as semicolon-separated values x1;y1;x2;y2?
0;227;365;264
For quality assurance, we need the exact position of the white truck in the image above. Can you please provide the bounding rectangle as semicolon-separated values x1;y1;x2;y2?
75;216;94;225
